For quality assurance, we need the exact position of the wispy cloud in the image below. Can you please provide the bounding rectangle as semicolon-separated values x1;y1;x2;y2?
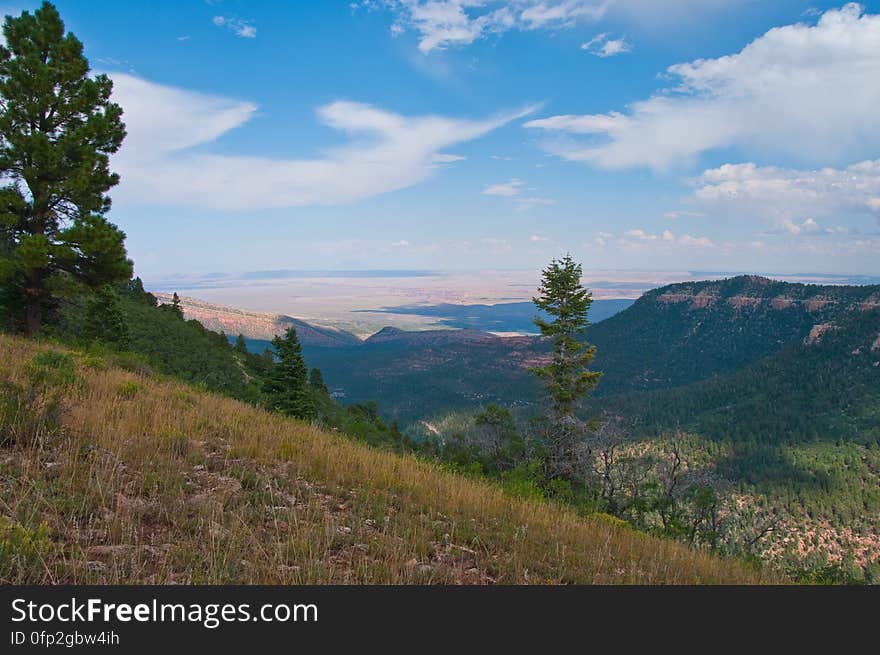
482;178;523;196
525;5;880;169
371;1;736;53
108;73;537;210
581;32;631;57
663;210;704;220
213;15;257;38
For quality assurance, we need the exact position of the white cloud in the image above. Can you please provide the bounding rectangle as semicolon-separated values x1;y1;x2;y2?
525;4;880;169
623;228;657;240
774;217;837;236
529;234;548;241
482;178;554;209
391;239;412;247
379;1;735;53
109;73;535;210
677;234;715;248
431;153;466;163
581;32;631;57
692;160;880;228
617;228;715;248
482;178;523;196
663;210;704;220
213;15;257;39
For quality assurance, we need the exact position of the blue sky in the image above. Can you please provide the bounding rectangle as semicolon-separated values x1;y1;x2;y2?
16;1;880;279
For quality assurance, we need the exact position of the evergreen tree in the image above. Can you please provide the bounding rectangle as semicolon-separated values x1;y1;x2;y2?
0;2;130;335
309;367;328;393
234;333;248;355
260;347;274;373
263;327;314;420
83;284;128;347
160;291;184;319
531;255;601;476
474;403;527;472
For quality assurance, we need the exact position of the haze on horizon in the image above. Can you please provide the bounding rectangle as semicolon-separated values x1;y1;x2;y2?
40;1;880;279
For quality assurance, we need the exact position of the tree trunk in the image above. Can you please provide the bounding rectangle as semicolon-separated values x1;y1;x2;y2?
24;271;43;336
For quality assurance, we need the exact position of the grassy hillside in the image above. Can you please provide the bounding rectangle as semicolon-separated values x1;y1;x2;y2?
0;335;768;584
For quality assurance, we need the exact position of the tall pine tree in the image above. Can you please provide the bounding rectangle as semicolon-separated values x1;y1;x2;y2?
263;327;315;420
0;2;130;334
531;255;601;477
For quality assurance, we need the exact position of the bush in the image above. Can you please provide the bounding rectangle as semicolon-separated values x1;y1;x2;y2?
499;462;545;502
590;512;630;529
116;380;141;398
26;351;78;387
0;517;52;583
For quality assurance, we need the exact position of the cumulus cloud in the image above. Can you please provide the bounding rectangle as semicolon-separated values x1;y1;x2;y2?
691;160;880;229
213;16;257;38
581;32;631;57
108;73;535;210
623;228;657;240
677;234;715;248
376;0;736;53
616;228;715;248
525;4;880;169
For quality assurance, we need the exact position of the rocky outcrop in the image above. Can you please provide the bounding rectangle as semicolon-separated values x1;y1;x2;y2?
805;323;837;345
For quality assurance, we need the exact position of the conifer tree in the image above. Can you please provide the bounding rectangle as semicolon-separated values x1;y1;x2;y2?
531;254;601;476
0;2;130;334
234;333;248;355
308;367;327;393
263;327;314;420
83;284;128;347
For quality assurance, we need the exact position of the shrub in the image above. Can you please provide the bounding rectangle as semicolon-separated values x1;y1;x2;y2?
590;512;630;529
116;380;141;398
26;351;78;387
0;517;52;583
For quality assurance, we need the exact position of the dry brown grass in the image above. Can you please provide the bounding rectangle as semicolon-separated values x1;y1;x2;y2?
0;334;772;584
